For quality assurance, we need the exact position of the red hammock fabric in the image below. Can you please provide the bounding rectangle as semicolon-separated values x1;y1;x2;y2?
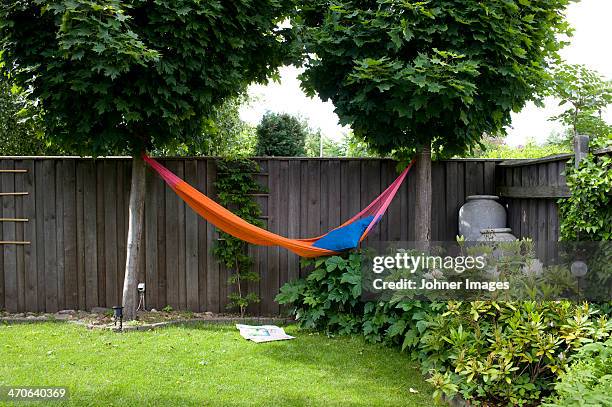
143;154;414;257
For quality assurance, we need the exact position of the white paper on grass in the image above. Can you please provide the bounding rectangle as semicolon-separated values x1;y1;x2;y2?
236;324;295;343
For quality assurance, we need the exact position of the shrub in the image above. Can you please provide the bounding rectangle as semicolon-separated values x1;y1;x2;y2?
276;252;365;334
255;112;307;157
544;338;612;407
559;154;612;241
420;301;610;405
277;250;612;406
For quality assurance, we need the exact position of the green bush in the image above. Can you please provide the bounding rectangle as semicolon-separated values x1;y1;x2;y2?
255;112;307;157
276;251;612;406
276;252;365;334
420;301;610;405
544;338;612;407
559;154;612;241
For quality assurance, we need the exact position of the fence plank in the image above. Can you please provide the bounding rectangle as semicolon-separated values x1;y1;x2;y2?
35;161;46;311
176;163;186;310
264;159;280;315
116;160;127;303
445;162;459;241
42;160;58;312
164;161;179;310
95;162;106;307
205;159;220;312
156;162;167;309
75;161;86;310
277;160;289;312
465;162;484;197
432;162;445;240
287;161;300;282
547;162;560;242
63;160;78;309
484;162;496;194
23;160;38;311
103;161;118;308
83;161;99;309
183;160;199;311
55;161;65;310
197;159;207;311
145;166;159;310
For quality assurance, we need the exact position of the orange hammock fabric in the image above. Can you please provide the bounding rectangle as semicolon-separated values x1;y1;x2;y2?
143;154;414;257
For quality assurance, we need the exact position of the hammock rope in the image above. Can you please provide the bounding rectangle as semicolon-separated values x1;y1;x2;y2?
143;154;414;258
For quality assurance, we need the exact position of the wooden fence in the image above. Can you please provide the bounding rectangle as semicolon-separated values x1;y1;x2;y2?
496;147;611;241
0;157;502;314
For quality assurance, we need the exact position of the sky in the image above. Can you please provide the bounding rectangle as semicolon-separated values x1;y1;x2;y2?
239;0;612;146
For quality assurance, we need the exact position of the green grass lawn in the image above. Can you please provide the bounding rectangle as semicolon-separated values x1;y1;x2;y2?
0;322;434;406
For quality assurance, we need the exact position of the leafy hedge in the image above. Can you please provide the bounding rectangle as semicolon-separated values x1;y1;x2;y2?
559;154;612;241
277;252;612;405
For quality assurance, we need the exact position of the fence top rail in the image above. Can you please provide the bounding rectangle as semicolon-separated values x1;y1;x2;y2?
497;147;611;168
0;155;504;162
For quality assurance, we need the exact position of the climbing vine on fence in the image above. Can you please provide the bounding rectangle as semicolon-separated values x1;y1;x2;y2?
559;154;612;241
213;158;266;316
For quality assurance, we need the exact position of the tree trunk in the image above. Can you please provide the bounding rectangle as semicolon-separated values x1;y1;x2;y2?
121;154;147;321
414;145;432;242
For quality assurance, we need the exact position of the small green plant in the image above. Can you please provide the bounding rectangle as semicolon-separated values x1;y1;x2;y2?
213;158;264;316
162;305;174;313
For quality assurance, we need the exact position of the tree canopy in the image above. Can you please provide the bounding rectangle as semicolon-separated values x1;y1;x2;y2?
296;0;574;156
0;0;295;155
255;112;307;156
154;96;257;158
0;74;54;155
548;64;612;148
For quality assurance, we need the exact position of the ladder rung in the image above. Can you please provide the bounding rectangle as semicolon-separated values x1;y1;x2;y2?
0;241;31;245
0;218;29;222
0;169;27;173
0;192;29;196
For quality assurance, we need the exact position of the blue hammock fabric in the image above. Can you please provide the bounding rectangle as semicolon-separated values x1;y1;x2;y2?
311;216;375;251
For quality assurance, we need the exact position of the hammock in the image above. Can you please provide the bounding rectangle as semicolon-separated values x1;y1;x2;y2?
143;154;414;258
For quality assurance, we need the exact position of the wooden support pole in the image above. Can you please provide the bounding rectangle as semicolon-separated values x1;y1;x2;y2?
574;134;590;168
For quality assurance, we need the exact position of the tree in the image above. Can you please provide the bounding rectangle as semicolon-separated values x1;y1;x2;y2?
155;96;257;158
548;64;612;149
1;0;295;319
0;74;58;155
255;112;307;156
296;0;573;240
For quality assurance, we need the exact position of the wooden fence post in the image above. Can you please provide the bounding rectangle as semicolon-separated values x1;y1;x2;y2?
573;135;590;168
